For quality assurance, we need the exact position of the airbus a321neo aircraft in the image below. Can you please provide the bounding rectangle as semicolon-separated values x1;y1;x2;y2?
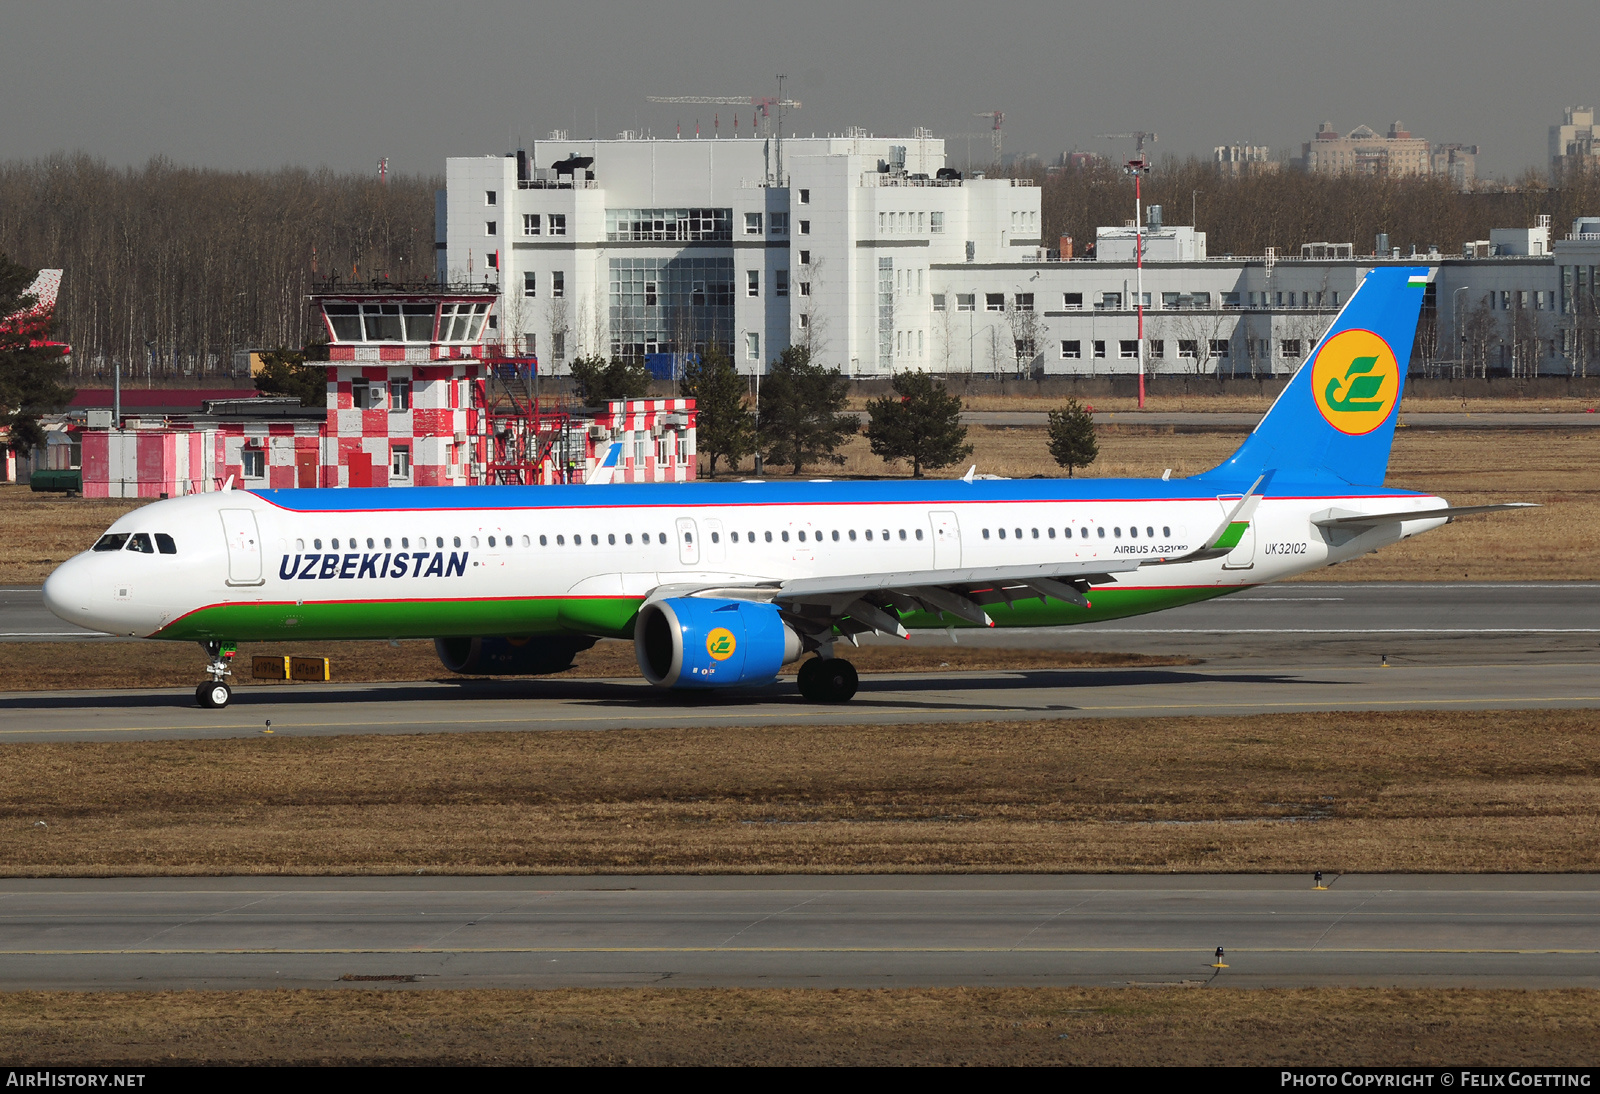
44;266;1528;708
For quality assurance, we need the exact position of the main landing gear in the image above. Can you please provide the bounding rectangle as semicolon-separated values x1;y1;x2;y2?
195;640;236;708
796;656;859;703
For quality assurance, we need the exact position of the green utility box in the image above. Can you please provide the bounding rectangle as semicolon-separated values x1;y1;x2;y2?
29;470;81;494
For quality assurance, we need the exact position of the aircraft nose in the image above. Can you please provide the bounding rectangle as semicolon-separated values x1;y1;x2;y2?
41;557;93;624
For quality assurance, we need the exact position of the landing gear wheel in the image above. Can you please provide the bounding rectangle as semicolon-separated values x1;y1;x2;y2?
809;657;858;703
796;657;824;701
196;681;232;709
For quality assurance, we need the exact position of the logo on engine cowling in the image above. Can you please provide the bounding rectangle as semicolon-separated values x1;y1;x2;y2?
706;627;737;661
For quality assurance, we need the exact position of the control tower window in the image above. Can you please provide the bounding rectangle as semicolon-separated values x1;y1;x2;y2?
324;304;362;342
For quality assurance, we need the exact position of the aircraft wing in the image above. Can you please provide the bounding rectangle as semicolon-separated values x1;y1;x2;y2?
646;558;1140;643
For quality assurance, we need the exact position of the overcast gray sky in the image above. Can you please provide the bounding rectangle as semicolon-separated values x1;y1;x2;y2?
2;0;1590;178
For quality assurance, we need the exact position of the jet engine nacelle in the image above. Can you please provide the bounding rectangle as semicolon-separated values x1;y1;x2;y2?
634;597;801;689
434;635;597;675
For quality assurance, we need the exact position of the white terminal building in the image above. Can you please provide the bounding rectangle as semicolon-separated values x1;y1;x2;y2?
439;136;1600;379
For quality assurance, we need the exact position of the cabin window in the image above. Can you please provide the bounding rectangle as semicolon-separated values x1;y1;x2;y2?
126;533;154;554
367;538;375;548
881;530;890;541
1031;528;1039;539
710;532;719;544
453;536;462;548
1097;527;1106;539
1014;528;1022;540
865;530;874;541
1129;527;1138;539
832;530;840;542
660;533;668;544
295;538;305;551
915;529;923;540
402;538;409;548
591;534;599;546
469;536;479;548
1047;528;1056;539
1081;528;1089;539
540;535;548;546
982;528;990;539
848;530;857;541
155;534;177;554
93;534;129;552
781;531;789;542
765;531;773;542
1163;526;1171;537
998;528;1006;540
383;538;391;548
1114;527;1122;538
899;529;908;541
626;533;634;544
1147;527;1155;538
522;536;530;546
556;535;565;545
435;538;444;548
314;538;323;549
488;536;496;547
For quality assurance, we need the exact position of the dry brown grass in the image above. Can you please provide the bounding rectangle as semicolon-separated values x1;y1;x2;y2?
3;710;1597;875
0;639;1190;691
5;424;1594;582
848;392;1600;414
1;986;1595;1065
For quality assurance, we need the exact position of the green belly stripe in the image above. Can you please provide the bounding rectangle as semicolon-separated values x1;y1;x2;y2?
153;584;1237;644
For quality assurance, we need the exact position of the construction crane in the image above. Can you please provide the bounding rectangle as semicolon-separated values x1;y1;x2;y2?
646;95;801;139
1097;131;1158;156
973;111;1004;161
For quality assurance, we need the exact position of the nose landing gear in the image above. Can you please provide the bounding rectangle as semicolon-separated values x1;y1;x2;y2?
195;641;236;708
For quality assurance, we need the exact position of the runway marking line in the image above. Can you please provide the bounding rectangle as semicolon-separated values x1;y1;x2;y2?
1;947;1596;956
7;692;1600;737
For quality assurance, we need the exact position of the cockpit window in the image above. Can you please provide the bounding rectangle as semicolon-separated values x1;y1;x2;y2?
126;533;155;554
93;534;129;552
155;534;177;555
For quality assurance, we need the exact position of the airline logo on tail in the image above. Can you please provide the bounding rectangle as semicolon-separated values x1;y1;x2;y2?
1311;328;1401;435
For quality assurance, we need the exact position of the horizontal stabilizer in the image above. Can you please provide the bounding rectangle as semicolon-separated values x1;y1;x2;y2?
1312;503;1538;528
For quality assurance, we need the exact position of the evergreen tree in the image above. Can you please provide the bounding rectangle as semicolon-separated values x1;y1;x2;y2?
0;254;72;454
253;348;326;407
568;354;653;405
680;349;755;477
864;370;972;478
1046;398;1099;477
757;346;856;476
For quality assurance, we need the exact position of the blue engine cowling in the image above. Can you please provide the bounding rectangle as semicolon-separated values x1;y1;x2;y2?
435;635;597;675
634;597;801;689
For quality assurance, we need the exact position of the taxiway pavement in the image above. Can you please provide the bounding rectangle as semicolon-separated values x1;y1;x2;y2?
0;874;1592;991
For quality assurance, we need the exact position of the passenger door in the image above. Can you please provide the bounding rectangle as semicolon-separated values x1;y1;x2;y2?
220;509;265;586
1216;496;1257;570
930;511;961;569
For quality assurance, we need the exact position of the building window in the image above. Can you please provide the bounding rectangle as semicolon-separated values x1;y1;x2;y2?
391;445;411;479
798;250;810;266
930;211;944;234
486;221;496;236
390;379;411;410
1060;340;1081;359
1063;292;1083;309
1178;340;1198;358
775;270;789;297
799;219;810;235
1281;339;1303;358
746;332;760;360
1191;292;1211;308
984;293;1005;312
1149;339;1164;359
523;214;540;235
523;333;536;354
486;191;496;206
798;281;811;297
956;293;975;312
878;212;887;234
486;251;498;269
523;271;536;298
549;214;566;236
644;280;657;306
747;270;760;297
745;212;763;235
487;313;498;330
1100;291;1122;309
1014;338;1035;359
798;313;810;328
1222;291;1240;308
552;271;564;298
1014;293;1034;311
1093;340;1106;358
770;213;788;234
552;332;565;361
1119;340;1139;358
241;447;265;479
799;189;810;204
1210;339;1231;358
932;293;946;311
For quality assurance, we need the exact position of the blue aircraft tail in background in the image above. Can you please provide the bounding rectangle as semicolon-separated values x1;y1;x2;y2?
1199;265;1432;488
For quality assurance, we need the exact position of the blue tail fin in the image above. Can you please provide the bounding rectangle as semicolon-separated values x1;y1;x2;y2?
1198;265;1431;487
